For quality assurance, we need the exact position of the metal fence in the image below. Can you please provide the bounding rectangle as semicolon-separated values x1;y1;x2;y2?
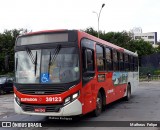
140;53;160;76
141;53;160;70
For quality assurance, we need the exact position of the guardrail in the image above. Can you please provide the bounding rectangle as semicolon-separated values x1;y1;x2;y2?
139;75;160;81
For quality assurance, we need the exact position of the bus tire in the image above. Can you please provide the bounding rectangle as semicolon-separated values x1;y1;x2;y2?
124;84;131;101
93;92;102;117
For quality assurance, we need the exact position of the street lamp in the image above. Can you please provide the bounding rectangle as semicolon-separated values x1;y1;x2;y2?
93;3;105;38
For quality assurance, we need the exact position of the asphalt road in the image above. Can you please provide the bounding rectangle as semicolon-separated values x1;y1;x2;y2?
0;81;160;130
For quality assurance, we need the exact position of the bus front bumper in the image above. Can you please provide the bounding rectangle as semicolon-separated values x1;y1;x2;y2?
14;99;82;116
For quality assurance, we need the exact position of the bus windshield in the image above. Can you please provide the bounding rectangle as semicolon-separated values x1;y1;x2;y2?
15;47;80;84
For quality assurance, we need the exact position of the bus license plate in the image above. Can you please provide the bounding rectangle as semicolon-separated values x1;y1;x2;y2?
34;108;46;113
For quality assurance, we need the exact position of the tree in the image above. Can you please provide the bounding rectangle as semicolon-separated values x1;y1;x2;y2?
127;39;155;57
154;45;160;53
0;29;29;74
85;27;98;37
103;31;132;49
84;27;132;48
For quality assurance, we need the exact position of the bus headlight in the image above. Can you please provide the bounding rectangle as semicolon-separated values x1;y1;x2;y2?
64;91;79;106
64;97;71;105
72;92;79;100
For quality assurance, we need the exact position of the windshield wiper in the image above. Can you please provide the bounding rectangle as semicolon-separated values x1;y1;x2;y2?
35;51;37;76
48;45;61;75
25;48;38;76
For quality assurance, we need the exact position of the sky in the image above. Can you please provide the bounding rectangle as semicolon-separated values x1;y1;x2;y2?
0;0;160;40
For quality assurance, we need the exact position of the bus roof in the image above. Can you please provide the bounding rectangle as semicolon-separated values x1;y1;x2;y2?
20;29;138;57
78;30;138;57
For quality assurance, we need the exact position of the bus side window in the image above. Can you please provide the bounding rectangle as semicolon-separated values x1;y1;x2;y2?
134;57;138;71
117;52;120;71
119;52;124;71
82;48;94;72
124;54;129;71
129;56;133;71
136;57;139;71
132;56;135;71
105;47;113;71
113;50;118;71
96;45;105;71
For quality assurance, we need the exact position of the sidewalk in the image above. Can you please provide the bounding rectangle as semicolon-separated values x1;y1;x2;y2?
139;80;160;82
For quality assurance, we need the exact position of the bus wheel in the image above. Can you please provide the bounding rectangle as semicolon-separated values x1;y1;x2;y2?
93;92;102;117
124;84;131;101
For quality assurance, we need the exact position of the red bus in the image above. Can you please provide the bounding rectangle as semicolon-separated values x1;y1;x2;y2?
14;30;139;117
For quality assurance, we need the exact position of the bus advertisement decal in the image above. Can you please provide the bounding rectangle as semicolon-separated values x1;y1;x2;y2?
112;72;128;86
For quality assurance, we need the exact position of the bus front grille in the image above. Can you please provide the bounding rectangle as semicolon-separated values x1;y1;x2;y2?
17;87;67;95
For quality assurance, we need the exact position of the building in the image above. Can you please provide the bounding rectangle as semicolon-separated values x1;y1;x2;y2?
131;27;158;47
134;32;157;45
